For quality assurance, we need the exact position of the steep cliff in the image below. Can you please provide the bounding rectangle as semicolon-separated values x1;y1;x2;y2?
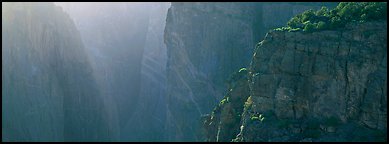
204;21;387;141
164;3;259;141
130;3;170;141
202;68;250;142
164;2;337;141
56;3;159;141
2;2;112;141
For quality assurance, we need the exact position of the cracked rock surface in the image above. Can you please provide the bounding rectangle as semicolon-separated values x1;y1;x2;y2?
204;21;387;142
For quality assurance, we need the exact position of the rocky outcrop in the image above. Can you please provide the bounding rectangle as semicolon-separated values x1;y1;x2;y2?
205;21;387;142
2;2;112;141
164;2;337;141
202;68;250;142
164;3;260;141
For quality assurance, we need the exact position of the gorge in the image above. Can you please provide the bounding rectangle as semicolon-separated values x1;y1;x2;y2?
2;2;386;142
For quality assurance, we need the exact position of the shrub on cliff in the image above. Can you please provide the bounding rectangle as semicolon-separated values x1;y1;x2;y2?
226;67;248;84
276;2;387;32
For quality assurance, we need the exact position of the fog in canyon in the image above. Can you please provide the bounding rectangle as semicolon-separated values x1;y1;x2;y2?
2;2;386;142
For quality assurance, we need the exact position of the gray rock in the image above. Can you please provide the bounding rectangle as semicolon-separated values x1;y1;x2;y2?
2;3;112;141
165;2;337;141
205;21;387;142
248;21;386;141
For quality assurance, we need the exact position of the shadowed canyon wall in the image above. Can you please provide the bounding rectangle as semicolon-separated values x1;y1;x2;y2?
2;2;112;141
164;2;338;141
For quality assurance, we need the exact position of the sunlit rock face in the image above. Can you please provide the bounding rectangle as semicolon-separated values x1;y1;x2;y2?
244;21;387;142
164;2;337;141
2;2;112;141
133;3;170;141
205;21;387;142
56;2;170;141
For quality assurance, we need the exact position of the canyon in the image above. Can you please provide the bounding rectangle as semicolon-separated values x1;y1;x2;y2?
2;2;386;142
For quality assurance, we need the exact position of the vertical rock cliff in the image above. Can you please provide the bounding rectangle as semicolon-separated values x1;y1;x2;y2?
164;2;337;141
129;3;170;141
164;3;260;141
202;68;250;142
56;2;170;141
56;4;149;138
2;2;111;141
205;21;387;142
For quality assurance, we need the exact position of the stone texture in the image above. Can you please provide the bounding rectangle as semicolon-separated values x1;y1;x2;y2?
205;21;387;142
164;2;337;141
202;69;250;142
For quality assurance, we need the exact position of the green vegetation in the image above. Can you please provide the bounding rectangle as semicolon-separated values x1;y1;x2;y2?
275;2;387;32
238;68;247;73
250;113;265;122
219;97;230;106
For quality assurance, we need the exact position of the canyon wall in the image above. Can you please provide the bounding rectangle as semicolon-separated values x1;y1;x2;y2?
204;21;387;142
164;2;337;141
2;2;112;141
57;2;170;141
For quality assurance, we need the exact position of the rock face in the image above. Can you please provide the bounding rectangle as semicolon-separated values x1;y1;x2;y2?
2;2;111;141
56;2;170;141
130;3;170;141
56;3;149;140
164;2;337;141
164;3;259;141
204;21;387;142
203;69;250;142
